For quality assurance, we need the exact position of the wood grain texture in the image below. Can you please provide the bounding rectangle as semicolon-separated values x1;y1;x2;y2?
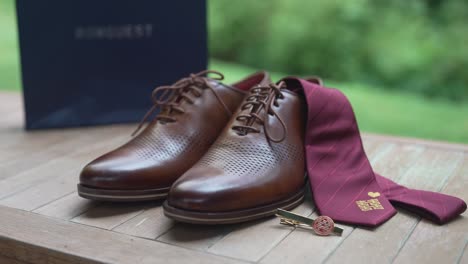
71;202;151;230
0;133;128;210
0;92;23;131
113;205;174;239
0;254;29;264
33;192;99;220
208;201;315;262
0;91;21;111
393;154;468;264
0;131;72;173
1;92;467;263
0;125;131;180
0;205;244;264
363;133;468;152
157;222;234;251
259;211;354;264
459;243;468;264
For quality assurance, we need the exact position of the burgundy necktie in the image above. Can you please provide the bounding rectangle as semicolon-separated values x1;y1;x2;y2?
375;174;466;224
282;77;466;226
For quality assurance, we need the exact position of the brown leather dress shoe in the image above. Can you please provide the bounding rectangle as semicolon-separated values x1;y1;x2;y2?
78;70;271;201
164;81;307;223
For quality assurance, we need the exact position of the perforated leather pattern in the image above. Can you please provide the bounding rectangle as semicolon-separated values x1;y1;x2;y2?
196;138;303;176
128;127;213;162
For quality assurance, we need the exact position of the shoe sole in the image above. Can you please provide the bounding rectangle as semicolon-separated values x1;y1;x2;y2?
163;187;305;224
77;184;170;202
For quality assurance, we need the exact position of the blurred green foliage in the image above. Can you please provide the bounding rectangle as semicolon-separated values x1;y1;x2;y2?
209;0;468;101
0;0;467;142
0;0;20;90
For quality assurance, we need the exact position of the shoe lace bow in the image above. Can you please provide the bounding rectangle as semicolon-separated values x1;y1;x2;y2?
132;70;229;136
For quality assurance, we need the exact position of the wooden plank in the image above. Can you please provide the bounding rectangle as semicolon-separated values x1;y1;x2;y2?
113;204;174;239
33;192;99;220
0;93;90;157
0;176;77;211
0;130;71;166
1;91;466;263
207;201;315;262
0;254;28;264
1;163;96;212
363;133;468;152
260;211;354;264
0;157;85;202
0;93;133;181
370;144;426;181
0;114;23;136
0;92;22;129
0;92;21;108
0;205;242;264
157;222;234;251
325;148;464;264
459;243;468;264
71;202;151;230
0;125;132;181
394;149;464;190
257;141;395;264
361;136;378;152
393;154;468;264
0;133;128;209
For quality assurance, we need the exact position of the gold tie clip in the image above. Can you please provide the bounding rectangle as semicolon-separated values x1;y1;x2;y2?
275;208;343;236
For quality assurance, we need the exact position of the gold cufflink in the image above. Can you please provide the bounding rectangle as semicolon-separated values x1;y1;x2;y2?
275;208;343;236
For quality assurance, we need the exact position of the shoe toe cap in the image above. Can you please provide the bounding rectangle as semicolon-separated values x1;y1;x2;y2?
167;167;257;212
80;157;121;188
168;168;225;211
79;154;166;190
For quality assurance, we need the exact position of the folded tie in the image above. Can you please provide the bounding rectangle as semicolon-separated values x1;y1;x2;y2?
282;77;466;227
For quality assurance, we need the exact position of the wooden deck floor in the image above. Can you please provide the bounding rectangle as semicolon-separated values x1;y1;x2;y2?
0;91;467;264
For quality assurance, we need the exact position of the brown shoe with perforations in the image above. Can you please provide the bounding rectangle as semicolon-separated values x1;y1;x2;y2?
164;81;307;223
78;71;271;201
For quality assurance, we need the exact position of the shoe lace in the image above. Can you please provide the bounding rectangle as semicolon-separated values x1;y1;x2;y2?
132;70;230;136
232;82;287;143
